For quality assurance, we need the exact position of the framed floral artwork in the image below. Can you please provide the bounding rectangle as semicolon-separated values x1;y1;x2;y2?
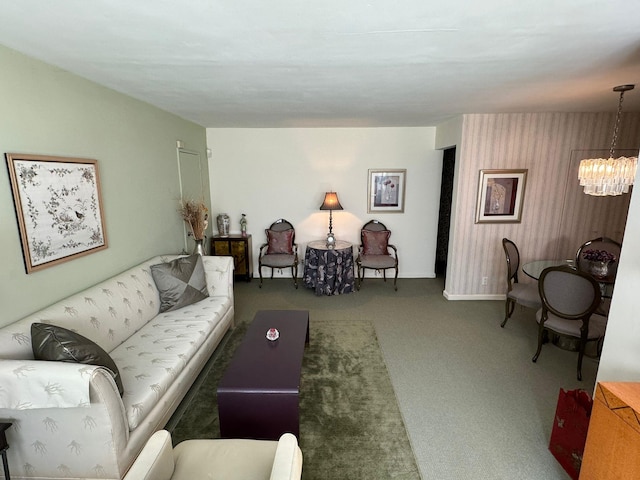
367;169;407;213
5;153;108;273
475;169;527;223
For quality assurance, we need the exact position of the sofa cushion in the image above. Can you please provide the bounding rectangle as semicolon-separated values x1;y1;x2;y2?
111;295;232;430
172;437;279;480
151;254;209;313
31;322;124;395
266;229;294;254
362;230;391;255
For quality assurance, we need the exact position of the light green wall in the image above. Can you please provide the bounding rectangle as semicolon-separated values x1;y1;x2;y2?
0;45;209;326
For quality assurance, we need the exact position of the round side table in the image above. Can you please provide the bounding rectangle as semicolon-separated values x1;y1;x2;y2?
303;240;355;295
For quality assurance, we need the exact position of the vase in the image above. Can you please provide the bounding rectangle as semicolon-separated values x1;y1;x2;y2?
216;213;230;237
192;238;206;256
589;260;609;279
240;214;247;237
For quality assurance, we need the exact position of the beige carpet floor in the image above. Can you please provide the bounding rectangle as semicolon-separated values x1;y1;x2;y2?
170;275;598;479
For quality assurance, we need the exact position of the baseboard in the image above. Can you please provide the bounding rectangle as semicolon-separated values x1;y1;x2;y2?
443;291;506;301
251;273;438;279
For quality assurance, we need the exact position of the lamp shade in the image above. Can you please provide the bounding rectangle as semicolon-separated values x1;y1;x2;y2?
319;192;343;211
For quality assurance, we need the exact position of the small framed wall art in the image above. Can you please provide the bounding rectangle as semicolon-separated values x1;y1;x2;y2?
5;153;108;273
475;169;527;223
367;169;407;213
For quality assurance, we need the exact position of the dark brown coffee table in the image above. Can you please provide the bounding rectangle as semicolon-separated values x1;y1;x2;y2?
217;309;309;440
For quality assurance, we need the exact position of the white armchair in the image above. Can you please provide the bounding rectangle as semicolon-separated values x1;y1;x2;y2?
123;430;303;480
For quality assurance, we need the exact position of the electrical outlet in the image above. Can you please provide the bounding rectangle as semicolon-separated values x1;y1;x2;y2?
481;276;488;286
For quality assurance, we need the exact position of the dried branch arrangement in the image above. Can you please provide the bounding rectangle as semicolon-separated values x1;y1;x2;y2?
179;200;209;240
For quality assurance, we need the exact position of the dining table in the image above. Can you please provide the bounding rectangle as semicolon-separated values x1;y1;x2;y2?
522;259;576;280
523;258;615;291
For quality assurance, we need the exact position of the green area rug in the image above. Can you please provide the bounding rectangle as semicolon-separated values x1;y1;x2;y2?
169;319;420;480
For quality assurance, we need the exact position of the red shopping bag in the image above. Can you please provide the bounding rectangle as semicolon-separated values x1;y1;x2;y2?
548;388;593;480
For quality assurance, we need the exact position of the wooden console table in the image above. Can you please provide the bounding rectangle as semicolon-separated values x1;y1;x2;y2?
580;382;640;479
210;234;253;282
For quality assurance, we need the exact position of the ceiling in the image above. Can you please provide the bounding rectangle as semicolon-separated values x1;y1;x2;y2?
1;0;640;128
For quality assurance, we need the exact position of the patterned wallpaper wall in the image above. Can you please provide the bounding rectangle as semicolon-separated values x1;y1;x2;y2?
444;112;640;299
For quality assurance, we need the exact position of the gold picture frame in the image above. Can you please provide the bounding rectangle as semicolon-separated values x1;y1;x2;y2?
475;169;527;224
6;153;108;273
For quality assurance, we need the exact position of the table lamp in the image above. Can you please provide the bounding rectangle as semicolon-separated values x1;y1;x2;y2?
319;192;343;247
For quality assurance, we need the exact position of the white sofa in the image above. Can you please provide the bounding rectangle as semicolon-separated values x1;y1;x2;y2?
0;254;234;480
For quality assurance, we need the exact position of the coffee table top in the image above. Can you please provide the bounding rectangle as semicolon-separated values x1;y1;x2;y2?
218;310;309;393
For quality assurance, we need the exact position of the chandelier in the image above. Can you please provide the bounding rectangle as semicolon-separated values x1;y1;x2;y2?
578;84;638;196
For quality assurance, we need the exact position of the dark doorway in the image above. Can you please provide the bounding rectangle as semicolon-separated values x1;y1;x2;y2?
435;147;456;277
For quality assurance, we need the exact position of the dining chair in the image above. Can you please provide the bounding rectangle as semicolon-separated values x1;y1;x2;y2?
355;219;399;291
532;265;607;381
575;236;622;278
258;218;299;289
501;238;542;328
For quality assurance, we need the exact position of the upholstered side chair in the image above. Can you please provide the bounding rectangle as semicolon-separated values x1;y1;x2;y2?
356;219;399;291
258;218;299;289
532;265;607;381
501;238;542;327
123;430;303;480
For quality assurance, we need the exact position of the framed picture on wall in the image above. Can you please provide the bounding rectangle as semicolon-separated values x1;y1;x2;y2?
5;153;108;273
475;169;527;223
367;169;407;213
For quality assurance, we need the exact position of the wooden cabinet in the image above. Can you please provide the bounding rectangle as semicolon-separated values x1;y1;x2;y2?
580;382;640;479
211;234;253;282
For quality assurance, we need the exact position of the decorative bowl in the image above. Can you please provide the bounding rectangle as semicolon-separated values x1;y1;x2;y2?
266;328;280;341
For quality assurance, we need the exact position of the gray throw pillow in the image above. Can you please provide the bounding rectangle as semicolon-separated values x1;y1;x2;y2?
31;322;124;396
151;254;209;313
